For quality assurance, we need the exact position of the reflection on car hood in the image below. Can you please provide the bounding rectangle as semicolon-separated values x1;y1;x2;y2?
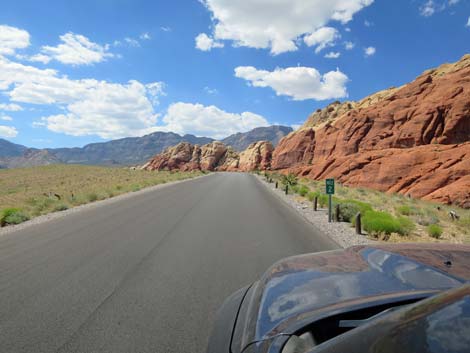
249;244;470;342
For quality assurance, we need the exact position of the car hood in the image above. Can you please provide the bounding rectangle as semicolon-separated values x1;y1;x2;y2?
233;244;470;352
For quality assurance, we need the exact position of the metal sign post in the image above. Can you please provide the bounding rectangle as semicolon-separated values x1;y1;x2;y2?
326;179;335;223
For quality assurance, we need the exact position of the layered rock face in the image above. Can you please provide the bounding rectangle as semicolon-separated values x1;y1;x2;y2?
144;141;274;172
273;54;470;207
144;55;470;207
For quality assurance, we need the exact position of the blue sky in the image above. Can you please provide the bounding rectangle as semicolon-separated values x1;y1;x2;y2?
0;0;469;148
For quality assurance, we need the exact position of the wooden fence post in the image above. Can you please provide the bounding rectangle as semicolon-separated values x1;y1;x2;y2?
355;213;362;235
313;197;318;211
285;185;288;195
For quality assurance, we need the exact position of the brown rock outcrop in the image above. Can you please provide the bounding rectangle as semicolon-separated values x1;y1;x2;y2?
238;141;274;171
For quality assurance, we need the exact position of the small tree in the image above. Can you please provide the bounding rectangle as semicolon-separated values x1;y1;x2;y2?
281;173;298;187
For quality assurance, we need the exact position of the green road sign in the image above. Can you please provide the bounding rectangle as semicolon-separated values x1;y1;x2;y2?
326;178;335;195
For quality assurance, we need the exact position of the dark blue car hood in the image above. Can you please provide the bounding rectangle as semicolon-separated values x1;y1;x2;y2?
233;244;470;352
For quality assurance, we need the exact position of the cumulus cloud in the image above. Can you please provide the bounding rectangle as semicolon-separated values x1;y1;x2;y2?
0;25;30;56
0;115;13;121
0;103;23;111
364;46;376;56
0;125;18;138
158;102;268;139
419;0;457;16
344;41;355;50
235;66;348;101
195;33;224;51
304;27;340;53
140;32;151;40
197;0;374;55
466;16;470;27
325;51;341;59
39;32;114;66
0;55;165;139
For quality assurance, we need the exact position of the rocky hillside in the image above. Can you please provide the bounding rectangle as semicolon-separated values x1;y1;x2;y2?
0;126;291;168
144;55;470;208
0;149;61;169
221;125;292;151
272;54;470;208
142;140;274;172
49;132;214;166
0;138;28;158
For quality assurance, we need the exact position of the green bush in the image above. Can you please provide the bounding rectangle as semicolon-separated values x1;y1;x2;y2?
427;224;443;239
291;185;299;194
1;208;30;227
318;194;329;207
298;185;309;197
87;193;98;202
341;199;373;215
307;191;320;202
397;216;416;236
362;211;404;236
281;173;298;186
54;203;69;212
335;202;361;223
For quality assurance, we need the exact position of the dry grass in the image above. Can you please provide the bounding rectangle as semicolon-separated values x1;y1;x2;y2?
0;165;203;223
264;172;470;244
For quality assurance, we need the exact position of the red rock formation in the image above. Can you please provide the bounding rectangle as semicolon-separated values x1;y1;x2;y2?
238;141;274;171
272;54;470;208
144;55;470;207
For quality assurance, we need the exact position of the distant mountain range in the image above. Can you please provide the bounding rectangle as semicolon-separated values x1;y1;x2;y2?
0;125;292;169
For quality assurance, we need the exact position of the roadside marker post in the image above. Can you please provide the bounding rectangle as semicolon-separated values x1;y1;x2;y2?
326;179;335;223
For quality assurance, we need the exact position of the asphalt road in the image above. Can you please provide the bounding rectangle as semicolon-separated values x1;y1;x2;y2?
0;172;338;353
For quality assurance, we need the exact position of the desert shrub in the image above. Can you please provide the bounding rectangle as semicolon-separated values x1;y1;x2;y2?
87;193;98;202
416;214;440;226
362;211;404;236
427;224;443;239
341;199;373;215
1;208;30;227
307;191;320;202
298;185;309;197
54;203;69;212
281;173;298;186
396;205;412;215
318;194;329;207
397;216;416;236
335;202;361;223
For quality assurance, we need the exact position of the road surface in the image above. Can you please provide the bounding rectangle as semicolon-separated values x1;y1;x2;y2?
0;173;338;353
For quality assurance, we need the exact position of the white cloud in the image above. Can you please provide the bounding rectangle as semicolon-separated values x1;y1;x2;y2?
204;86;219;95
198;0;374;55
364;46;376;56
160;26;172;32
466;16;470;27
235;66;348;101
145;82;166;105
124;37;140;47
40;32;114;66
0;115;13;121
420;0;437;16
29;54;52;64
195;33;224;51
345;27;352;32
0;25;30;56
140;32;151;40
158;102;268;139
344;41;355;50
304;27;340;53
325;51;341;59
364;20;373;27
0;125;18;138
0;103;23;111
0;55;166;139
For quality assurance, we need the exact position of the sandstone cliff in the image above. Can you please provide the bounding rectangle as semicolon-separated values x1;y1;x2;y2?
273;54;470;207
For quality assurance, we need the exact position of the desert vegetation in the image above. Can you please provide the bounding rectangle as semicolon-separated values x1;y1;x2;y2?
0;165;203;227
263;172;470;244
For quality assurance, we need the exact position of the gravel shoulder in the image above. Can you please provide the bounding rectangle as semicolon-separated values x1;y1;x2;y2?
0;173;210;237
255;175;374;248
